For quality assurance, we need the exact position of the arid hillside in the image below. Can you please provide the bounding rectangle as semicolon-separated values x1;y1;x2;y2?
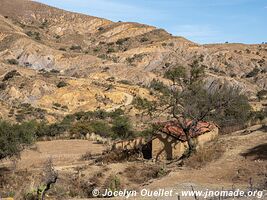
0;0;266;121
0;1;266;200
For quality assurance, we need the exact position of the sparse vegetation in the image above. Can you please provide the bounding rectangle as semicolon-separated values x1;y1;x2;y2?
125;164;168;184
185;139;225;169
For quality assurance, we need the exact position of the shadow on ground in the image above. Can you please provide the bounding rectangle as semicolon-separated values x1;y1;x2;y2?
241;143;267;160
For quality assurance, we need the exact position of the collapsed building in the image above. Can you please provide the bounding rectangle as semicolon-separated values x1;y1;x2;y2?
112;121;219;161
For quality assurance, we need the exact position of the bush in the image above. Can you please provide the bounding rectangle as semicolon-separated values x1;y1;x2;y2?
33;109;133;140
140;37;149;43
116;38;129;45
107;48;115;53
56;81;68;88
93;109;109;120
2;70;21;81
50;69;60;74
112;116;134;139
164;66;186;82
207;88;252;130
7;59;19;65
257;90;267;100
0;121;36;160
26;31;41;40
98;27;104;31
149;79;169;95
133;97;153;110
109;109;124;119
125;164;167;184
58;47;66;51
90;121;112;138
246;68;260;78
70;122;93;137
44;123;67;137
0;82;7;90
70;45;82;51
117;80;132;85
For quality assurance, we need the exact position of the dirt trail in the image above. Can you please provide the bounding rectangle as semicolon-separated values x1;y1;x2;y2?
145;126;267;199
107;92;133;112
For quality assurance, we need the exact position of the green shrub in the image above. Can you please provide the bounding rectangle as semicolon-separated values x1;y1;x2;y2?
112;116;134;139
109;109;124;119
70;122;93;136
246;68;260;78
149;79;169;95
90;121;112;138
0;82;7;90
7;59;19;65
116;38;129;45
50;69;60;74
98;27;104;31
140;37;149;42
2;70;21;81
133;97;152;110
58;47;66;51
70;45;82;51
0;120;36;160
117;80;132;85
26;31;41;40
57;81;68;88
53;103;61;108
257;90;267;100
43;123;67;137
107;48;115;53
164;66;186;82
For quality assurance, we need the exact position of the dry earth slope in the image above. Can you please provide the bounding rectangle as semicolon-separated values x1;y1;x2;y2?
0;0;266;122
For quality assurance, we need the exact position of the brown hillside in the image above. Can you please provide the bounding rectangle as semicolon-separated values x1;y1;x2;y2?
0;0;266;121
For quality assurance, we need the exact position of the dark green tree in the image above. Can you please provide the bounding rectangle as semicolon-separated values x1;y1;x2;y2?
0;121;36;160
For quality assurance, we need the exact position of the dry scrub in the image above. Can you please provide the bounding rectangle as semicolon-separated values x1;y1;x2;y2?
184;139;225;169
125;164;168;184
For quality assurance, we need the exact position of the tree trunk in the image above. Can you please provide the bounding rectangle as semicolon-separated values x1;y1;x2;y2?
184;130;196;158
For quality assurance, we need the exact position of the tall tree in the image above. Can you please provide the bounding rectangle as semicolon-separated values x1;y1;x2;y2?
145;61;251;157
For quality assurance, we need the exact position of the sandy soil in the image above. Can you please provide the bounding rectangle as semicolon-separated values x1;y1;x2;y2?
0;140;106;170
